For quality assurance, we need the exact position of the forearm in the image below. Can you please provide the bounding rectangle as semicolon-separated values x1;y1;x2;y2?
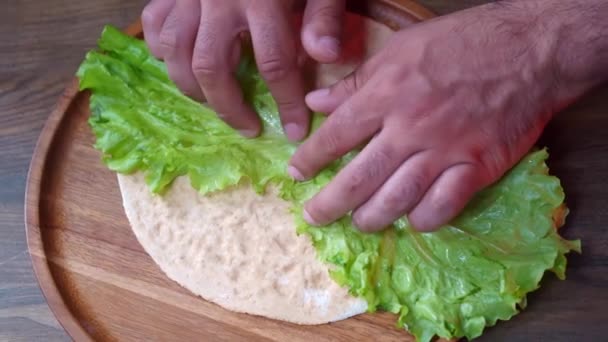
508;0;608;107
546;0;607;84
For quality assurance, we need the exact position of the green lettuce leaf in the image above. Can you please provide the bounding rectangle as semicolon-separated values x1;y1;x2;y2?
77;25;580;341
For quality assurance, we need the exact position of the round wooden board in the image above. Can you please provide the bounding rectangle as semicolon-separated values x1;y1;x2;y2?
25;1;440;341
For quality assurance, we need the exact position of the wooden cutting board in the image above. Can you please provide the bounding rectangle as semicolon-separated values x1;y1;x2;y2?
24;1;450;341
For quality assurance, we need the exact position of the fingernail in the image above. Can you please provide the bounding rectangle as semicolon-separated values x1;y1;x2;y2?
287;165;306;181
305;88;330;107
284;123;306;141
318;36;340;59
303;208;319;225
239;129;259;138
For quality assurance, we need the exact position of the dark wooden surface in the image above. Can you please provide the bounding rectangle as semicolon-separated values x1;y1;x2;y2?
1;0;606;341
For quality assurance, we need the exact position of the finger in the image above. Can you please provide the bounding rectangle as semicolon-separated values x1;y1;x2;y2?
352;150;441;232
301;0;345;63
303;133;408;226
247;3;310;141
193;3;261;137
142;0;176;59
408;163;486;232
305;64;373;114
159;0;204;100
289;87;381;181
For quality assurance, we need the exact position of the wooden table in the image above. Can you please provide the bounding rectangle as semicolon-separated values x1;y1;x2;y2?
1;0;606;340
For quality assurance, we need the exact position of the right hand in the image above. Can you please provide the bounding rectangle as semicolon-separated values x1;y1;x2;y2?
142;0;346;141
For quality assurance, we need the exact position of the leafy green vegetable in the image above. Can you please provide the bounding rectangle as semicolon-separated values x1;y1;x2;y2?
78;26;580;341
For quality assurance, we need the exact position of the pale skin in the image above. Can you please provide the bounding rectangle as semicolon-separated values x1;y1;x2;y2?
142;0;608;232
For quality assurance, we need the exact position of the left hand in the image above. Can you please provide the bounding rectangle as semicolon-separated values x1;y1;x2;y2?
141;0;346;140
287;1;597;232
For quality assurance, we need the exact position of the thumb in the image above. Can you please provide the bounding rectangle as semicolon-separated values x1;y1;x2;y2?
301;0;345;63
305;65;369;114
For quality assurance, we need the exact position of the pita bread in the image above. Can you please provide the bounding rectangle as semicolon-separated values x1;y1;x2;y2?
118;16;393;324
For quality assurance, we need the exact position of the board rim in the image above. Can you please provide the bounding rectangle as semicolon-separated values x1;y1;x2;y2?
24;1;434;340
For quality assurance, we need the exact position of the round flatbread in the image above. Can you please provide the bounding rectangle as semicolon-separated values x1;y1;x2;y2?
118;15;393;324
119;175;366;324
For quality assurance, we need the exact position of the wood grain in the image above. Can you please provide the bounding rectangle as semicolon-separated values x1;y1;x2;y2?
3;0;608;341
1;1;147;341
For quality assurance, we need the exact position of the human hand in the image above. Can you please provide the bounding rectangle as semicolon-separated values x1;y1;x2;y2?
288;0;608;232
141;0;345;140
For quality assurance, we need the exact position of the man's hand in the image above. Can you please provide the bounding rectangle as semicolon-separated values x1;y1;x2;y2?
141;0;345;141
289;0;608;232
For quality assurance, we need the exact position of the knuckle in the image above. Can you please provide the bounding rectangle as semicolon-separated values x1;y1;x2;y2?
384;173;425;213
346;148;393;196
158;29;178;54
369;144;396;171
475;138;510;181
332;101;365;130
341;73;358;95
383;190;407;214
319;130;344;160
141;5;157;27
346;165;368;196
352;68;367;89
309;2;342;22
334;101;355;122
474;120;526;181
338;68;367;96
429;192;458;217
258;56;292;82
191;56;221;80
275;97;302;113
